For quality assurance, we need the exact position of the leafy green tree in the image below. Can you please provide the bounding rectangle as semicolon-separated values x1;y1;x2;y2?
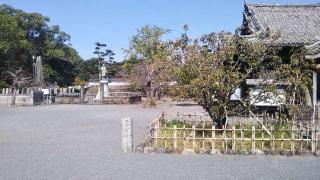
93;42;115;79
77;58;100;81
171;31;278;127
275;47;314;120
122;25;175;99
0;12;29;85
44;57;77;86
0;4;83;87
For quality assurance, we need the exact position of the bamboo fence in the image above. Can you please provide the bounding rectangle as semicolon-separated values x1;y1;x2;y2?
148;112;320;152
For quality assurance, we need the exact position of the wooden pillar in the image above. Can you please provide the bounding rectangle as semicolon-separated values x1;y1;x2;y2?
252;126;255;151
232;126;236;150
192;125;196;149
313;71;317;123
173;125;177;150
313;71;317;106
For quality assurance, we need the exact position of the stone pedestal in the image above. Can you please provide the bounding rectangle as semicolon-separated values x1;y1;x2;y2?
101;80;109;98
95;79;109;101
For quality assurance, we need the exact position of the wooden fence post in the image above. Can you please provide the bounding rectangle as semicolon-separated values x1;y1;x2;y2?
183;124;186;149
192;125;196;149
173;125;177;150
212;126;215;150
252;126;255;151
291;125;294;152
241;124;244;150
271;126;274;150
202;124;205;149
311;126;315;152
261;130;264;150
122;117;133;153
307;123;310;151
164;124;167;148
281;126;284;150
223;125;226;150
300;123;303;151
232;126;236;150
154;123;158;148
316;126;319;151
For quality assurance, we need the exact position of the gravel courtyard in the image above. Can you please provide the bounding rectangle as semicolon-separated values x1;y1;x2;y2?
0;104;319;180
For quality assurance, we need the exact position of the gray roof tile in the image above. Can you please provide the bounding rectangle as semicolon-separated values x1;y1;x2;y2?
243;3;320;58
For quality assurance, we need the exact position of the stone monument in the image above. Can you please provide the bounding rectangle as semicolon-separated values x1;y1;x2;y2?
95;63;109;101
100;63;109;97
34;56;43;86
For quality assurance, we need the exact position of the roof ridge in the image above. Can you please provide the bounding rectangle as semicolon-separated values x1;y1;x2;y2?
246;3;320;8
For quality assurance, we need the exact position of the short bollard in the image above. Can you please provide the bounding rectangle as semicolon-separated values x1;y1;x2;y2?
122;117;133;152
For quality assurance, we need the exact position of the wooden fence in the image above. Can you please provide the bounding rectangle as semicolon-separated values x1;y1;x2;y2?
148;112;320;152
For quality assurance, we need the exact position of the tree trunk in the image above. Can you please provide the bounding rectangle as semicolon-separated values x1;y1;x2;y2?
301;85;312;106
150;88;154;100
204;105;226;128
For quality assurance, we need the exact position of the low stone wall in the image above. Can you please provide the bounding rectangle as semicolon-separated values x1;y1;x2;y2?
102;96;142;104
0;91;43;106
55;96;81;104
0;95;33;106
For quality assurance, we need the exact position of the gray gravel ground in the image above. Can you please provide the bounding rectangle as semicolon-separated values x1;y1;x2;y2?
0;104;319;180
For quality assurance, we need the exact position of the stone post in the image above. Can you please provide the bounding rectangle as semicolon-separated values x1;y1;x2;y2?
80;85;85;103
100;82;104;101
122;117;133;153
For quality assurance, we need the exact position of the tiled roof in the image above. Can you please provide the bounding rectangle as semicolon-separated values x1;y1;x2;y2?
242;3;320;58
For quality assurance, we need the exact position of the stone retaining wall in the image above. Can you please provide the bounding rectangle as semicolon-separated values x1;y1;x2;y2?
55;96;81;104
0;91;43;106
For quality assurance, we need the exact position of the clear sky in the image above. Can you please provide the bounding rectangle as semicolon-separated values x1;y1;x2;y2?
1;0;318;61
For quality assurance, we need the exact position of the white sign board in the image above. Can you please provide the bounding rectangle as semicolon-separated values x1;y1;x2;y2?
42;89;49;95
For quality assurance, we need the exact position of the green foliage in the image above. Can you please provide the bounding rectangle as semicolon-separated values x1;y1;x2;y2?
76;58;122;81
158;121;296;152
0;80;8;89
74;76;86;86
43;64;63;85
121;25;175;99
126;24;170;61
171;31;278;127
44;58;77;86
277;47;314;106
0;4;83;87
